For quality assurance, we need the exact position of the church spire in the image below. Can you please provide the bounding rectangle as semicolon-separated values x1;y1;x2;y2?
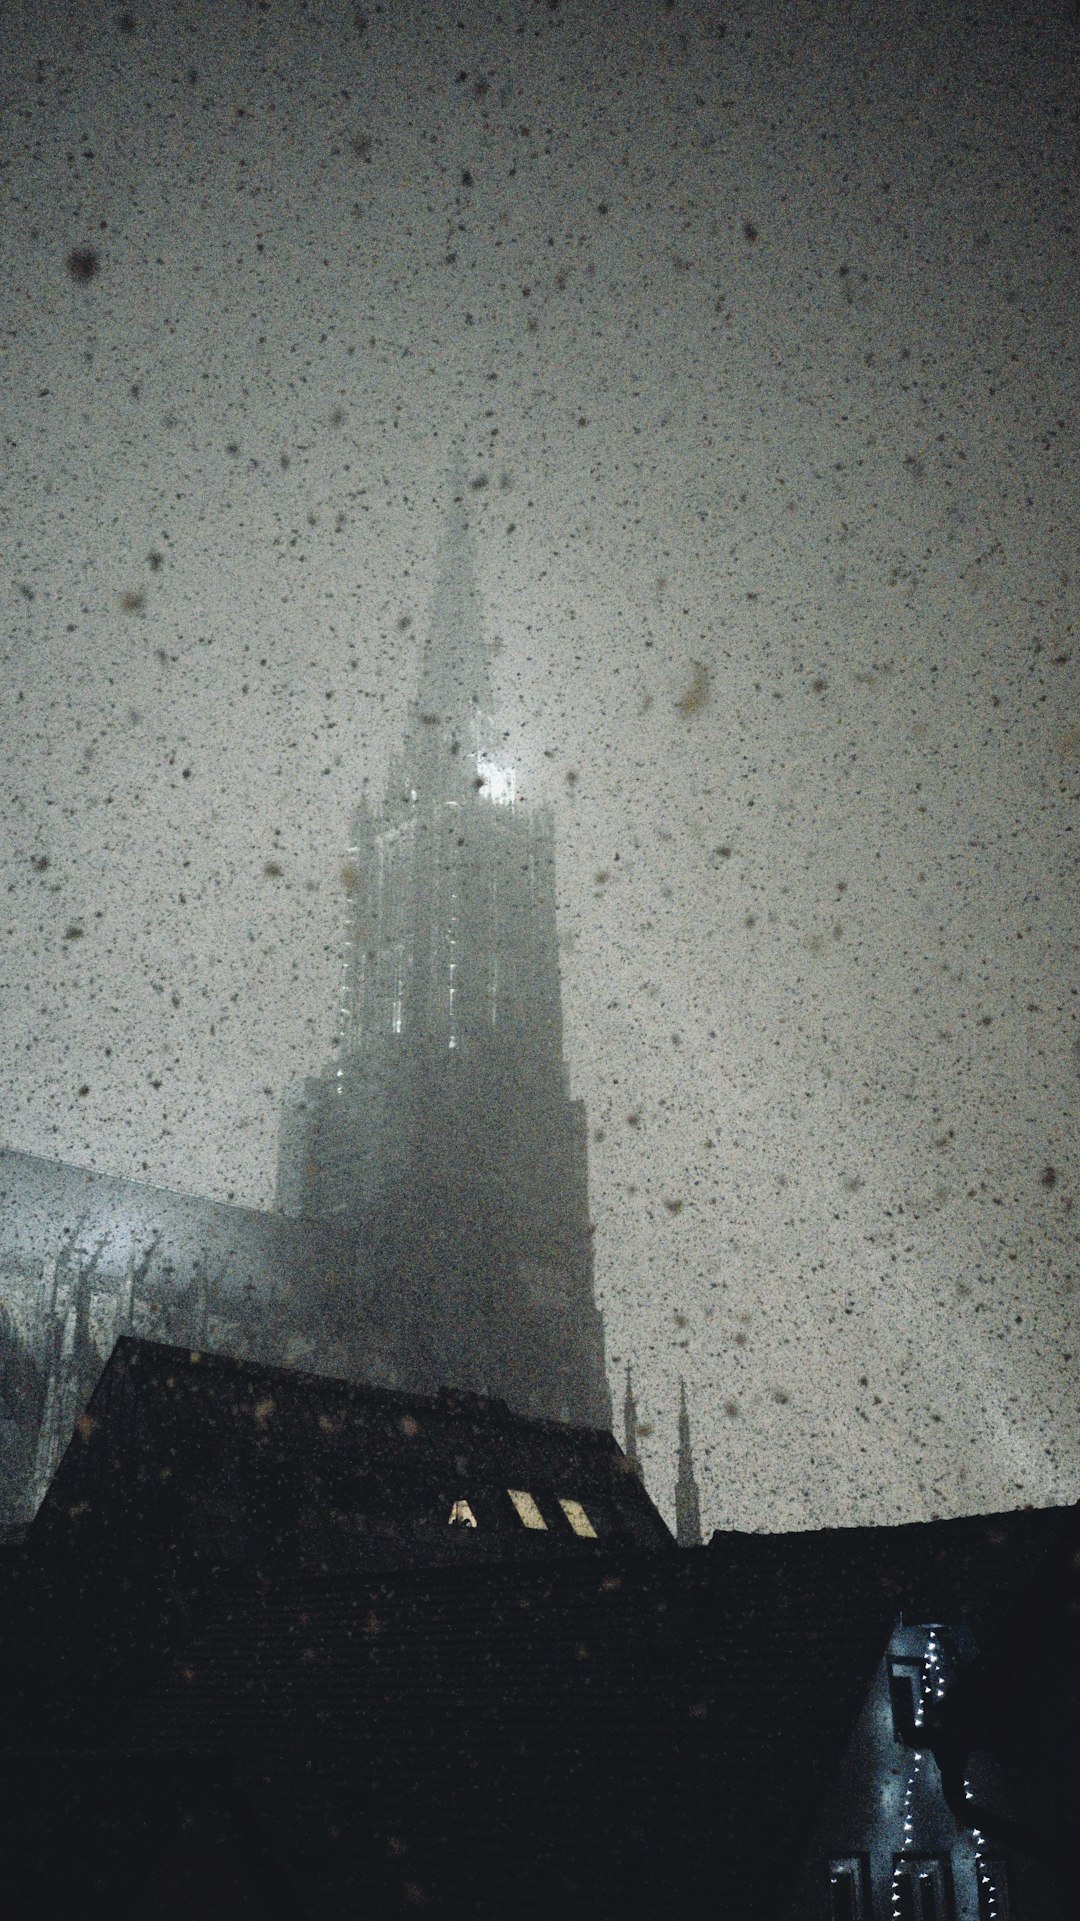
674;1379;703;1548
623;1363;642;1478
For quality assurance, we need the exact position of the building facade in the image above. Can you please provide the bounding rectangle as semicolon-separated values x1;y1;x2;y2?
0;1147;291;1523
0;487;612;1518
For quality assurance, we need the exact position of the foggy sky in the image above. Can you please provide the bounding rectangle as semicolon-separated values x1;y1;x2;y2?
2;0;1077;1533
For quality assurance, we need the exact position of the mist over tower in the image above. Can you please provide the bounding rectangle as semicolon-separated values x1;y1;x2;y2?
277;484;611;1428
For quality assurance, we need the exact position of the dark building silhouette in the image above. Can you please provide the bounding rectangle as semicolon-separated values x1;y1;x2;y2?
276;486;610;1428
787;1503;1078;1921
0;1338;1071;1919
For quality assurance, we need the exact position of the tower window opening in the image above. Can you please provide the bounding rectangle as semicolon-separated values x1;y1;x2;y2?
392;947;404;1034
448;1498;477;1528
507;1489;547;1530
558;1497;598;1538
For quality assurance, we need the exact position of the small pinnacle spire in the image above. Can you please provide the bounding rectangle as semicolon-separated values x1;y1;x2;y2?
623;1363;642;1478
447;439;472;498
396;470;493;798
674;1377;703;1548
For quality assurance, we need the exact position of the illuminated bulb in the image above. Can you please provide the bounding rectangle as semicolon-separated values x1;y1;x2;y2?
475;753;515;804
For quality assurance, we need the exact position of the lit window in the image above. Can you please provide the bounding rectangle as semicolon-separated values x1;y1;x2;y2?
828;1856;870;1921
448;1498;477;1528
507;1489;547;1530
558;1497;598;1538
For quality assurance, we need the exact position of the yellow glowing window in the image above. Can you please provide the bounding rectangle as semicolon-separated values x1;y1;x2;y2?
507;1489;548;1530
448;1498;477;1528
558;1497;598;1539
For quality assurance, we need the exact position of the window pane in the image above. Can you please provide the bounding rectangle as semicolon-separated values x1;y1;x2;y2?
830;1879;856;1921
558;1496;598;1538
892;1856;952;1921
448;1498;477;1527
828;1856;869;1921
888;1657;923;1742
507;1489;547;1530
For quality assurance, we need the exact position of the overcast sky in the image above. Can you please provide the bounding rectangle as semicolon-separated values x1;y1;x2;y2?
2;0;1077;1534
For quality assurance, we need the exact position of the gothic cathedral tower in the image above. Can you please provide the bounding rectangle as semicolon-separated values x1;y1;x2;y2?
276;483;611;1429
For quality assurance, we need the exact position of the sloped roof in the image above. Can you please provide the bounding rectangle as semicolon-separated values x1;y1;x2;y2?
32;1337;665;1553
88;1528;892;1919
0;1530;895;1917
2;1336;671;1747
712;1500;1078;1635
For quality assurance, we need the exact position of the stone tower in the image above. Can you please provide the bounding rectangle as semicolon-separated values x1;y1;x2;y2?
277;483;610;1428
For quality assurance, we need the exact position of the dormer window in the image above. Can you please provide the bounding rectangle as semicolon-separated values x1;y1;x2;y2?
507;1489;547;1530
448;1498;477;1528
558;1497;598;1538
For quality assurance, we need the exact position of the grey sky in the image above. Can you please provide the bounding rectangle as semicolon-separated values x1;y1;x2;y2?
2;0;1077;1532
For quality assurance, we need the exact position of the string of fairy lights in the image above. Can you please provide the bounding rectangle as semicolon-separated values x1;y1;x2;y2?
971;1806;1004;1921
890;1627;1005;1921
